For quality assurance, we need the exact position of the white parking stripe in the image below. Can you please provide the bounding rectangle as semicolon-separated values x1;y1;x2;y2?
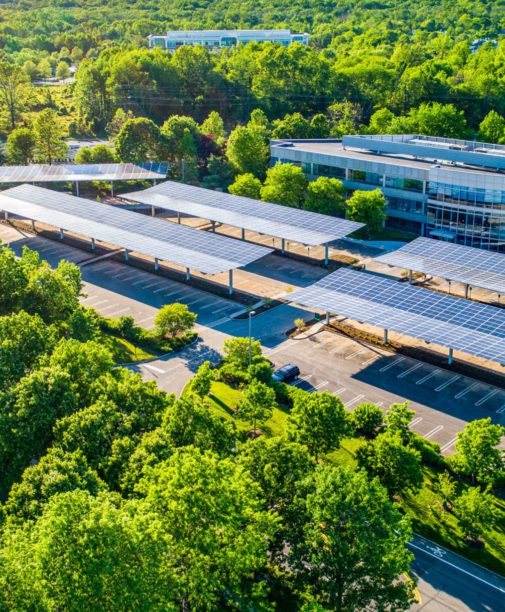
107;308;131;317
409;417;423;428
143;364;165;374
153;285;173;293
99;304;122;313
435;375;461;392
496;404;505;414
379;357;405;372
475;389;499;407
313;381;328;390
454;382;480;399
361;355;377;366
424;425;444;439
89;299;109;307
440;437;457;452
345;394;364;408
416;369;441;385
333;387;346;396
345;348;366;360
397;362;423;379
136;316;154;325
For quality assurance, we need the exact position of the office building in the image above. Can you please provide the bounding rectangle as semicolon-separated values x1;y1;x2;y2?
270;134;505;251
148;29;309;51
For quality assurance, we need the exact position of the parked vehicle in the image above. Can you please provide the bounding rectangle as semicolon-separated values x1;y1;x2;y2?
272;363;300;383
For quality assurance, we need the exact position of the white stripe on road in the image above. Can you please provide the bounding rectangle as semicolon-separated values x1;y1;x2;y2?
416;369;441;385
409;417;423;428
313;381;328;391
333;387;346;396
99;304;122;313
136;316;154;325
379;357;405;372
496;404;505;414
143;364;165;374
454;382;480;399
89;299;109;307
407;541;505;594
435;375;461;392
345;348;366;360
397;362;423;379
361;355;377;366
345;394;364;408
424;425;444;439
475;389;498;407
440;437;457;452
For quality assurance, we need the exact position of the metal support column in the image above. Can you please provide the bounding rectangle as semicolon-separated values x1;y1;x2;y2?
111;181;114;197
151;206;156;217
325;311;330;325
3;211;8;221
75;181;79;197
59;228;64;240
177;211;181;224
31;220;36;232
464;284;469;299
281;238;285;255
185;267;190;281
324;243;329;266
211;220;216;233
241;228;245;240
91;238;96;251
408;269;412;284
154;258;159;272
124;250;129;262
228;269;233;295
448;348;453;365
384;329;389;344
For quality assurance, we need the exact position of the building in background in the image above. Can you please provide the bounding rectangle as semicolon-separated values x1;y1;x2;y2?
148;29;309;51
270;134;505;251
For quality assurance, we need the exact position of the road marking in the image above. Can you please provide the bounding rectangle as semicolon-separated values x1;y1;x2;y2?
407;541;505;594
409;417;423;428
136;316;153;325
416;369;441;385
313;380;328;390
345;348;366;360
345;394;364;408
424;425;444;439
475;389;498;407
496;404;505;414
89;299;109;307
132;278;149;286
153;285;173;293
99;304;122;313
107;308;131;317
144;281;167;290
454;382;480;399
379;357;405;372
143;363;165;374
435;375;461;392
206;317;231;328
440;437;457;452
361;355;377;366
333;386;346;396
397;362;423;379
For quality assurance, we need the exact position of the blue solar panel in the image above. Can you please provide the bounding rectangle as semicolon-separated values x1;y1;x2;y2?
286;269;505;364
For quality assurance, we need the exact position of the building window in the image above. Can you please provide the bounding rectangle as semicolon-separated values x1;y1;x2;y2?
314;164;345;178
385;176;423;192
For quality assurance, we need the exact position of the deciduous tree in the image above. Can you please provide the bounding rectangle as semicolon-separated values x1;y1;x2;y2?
154;303;196;340
346;189;387;238
236;379;276;435
228;173;262;199
261;162;308;207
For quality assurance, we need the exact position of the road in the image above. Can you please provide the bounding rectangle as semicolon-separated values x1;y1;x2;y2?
2;223;505;608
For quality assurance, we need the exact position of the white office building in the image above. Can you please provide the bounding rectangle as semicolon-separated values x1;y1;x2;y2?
148;29;309;51
270;134;505;251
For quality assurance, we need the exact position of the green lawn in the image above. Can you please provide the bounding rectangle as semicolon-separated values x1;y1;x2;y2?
100;332;156;364
206;379;505;575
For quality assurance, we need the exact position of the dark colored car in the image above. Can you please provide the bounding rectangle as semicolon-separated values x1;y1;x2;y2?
272;363;300;383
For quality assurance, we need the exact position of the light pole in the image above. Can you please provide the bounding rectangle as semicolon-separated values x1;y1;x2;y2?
248;310;256;366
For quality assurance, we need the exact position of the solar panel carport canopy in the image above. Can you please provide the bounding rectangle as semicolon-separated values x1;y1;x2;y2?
123;180;364;246
286;268;505;365
375;237;505;295
0;184;272;275
0;162;168;183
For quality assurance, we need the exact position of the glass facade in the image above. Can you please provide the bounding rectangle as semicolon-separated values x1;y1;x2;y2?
385;176;423;192
387;197;424;215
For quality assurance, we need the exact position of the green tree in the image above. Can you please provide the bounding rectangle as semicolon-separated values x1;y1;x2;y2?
351;402;384;437
272;112;314;139
223;336;262;370
291;466;415;611
304;177;345;215
328;101;364;137
75;144;117;164
0;490;174;610
161;115;200;164
346;189;387;238
226;125;269;179
457;487;496;543
357;432;424;496
138;447;278;609
192;360;213;398
288;391;352;461
410;102;468;138
6;127;36;164
33;108;68;163
478;110;505;143
236;379;276;435
0;247;28;314
154;303;197;340
228;173;262;199
368;108;396;133
5;448;105;521
56;60;71;80
163;395;235;455
384;402;415;444
200;110;225;141
450;418;505;485
201;154;233;190
115;117;164;162
436;472;457;511
261;162;308;207
0;61;31;130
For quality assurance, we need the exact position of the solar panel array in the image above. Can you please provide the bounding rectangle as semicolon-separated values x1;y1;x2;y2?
124;180;364;246
286;268;505;364
0;184;272;275
0;163;168;183
375;237;505;294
